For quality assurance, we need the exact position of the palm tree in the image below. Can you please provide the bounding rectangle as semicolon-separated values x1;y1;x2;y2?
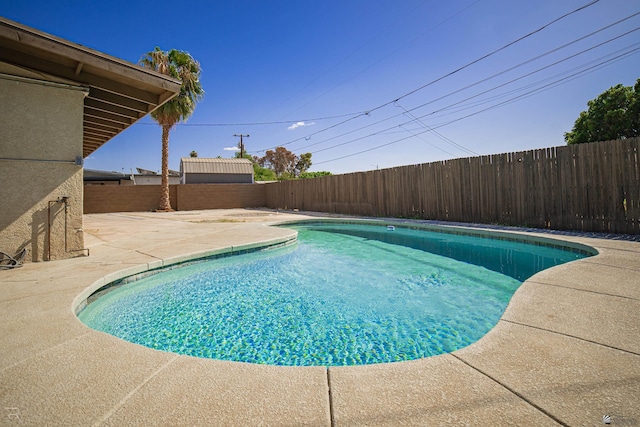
140;47;204;211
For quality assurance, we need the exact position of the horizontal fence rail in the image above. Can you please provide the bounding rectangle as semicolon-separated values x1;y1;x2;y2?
265;138;639;234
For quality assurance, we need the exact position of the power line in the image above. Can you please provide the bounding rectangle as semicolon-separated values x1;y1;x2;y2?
394;101;479;156
398;125;458;157
402;22;640;118
136;111;365;127
249;111;370;152
251;0;603;154
160;9;636;155
440;45;639;119
270;0;484;122
247;0;432;124
290;19;640;155
362;0;602;116
407;40;640;123
312;45;639;166
318;45;640;163
235;1;435;147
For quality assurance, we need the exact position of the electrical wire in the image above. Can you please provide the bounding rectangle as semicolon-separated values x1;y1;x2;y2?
407;41;640;123
273;0;484;121
249;0;432;124
361;0;602;117
395;101;480;156
398;125;458;157
161;10;637;160
135;111;366;127
393;13;640;120
251;0;605;154
317;44;640;160
147;0;622;166
312;46;639;166
286;21;640;155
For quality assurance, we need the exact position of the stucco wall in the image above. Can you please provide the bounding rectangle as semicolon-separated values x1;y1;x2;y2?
0;74;87;262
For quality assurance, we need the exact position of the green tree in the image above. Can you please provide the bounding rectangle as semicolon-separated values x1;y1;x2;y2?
190;150;198;157
253;163;277;181
231;144;277;181
234;143;253;160
299;171;332;179
296;152;312;175
140;47;204;211
258;147;313;179
564;79;639;145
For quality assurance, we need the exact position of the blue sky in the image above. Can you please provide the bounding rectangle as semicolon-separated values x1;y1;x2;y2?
3;0;639;174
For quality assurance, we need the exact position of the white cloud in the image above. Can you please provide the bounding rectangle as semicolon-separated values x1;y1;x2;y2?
223;146;241;151
287;121;315;130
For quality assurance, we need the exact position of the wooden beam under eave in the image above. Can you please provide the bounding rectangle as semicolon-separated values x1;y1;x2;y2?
83;140;102;149
83;114;127;131
157;89;178;107
84;128;114;138
87;87;149;113
83;144;106;156
83;134;106;144
75;61;84;75
85;107;135;126
83;144;102;157
84;121;119;134
85;98;140;119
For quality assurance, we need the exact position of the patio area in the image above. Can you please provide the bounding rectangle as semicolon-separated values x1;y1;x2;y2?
1;209;638;426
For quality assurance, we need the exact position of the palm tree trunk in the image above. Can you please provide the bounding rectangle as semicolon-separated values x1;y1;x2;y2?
159;124;172;211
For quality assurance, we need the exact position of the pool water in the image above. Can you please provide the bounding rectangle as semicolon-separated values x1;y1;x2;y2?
78;222;590;366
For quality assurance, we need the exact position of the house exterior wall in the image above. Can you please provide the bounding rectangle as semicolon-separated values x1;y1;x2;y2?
183;173;254;184
0;75;87;262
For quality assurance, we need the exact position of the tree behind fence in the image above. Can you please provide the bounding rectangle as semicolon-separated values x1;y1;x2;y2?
265;138;639;234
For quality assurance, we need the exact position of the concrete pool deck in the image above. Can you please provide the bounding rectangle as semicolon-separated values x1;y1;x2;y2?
1;208;638;426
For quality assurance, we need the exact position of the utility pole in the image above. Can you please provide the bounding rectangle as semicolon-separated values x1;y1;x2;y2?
233;134;250;158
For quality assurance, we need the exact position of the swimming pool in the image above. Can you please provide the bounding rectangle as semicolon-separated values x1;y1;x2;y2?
77;221;593;366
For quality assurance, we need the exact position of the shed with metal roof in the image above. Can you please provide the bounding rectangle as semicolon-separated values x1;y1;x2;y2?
180;158;255;184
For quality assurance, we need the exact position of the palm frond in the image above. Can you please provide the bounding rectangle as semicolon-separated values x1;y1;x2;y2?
140;47;204;127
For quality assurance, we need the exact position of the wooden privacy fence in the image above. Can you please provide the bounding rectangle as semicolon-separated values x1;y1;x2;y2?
265;138;640;234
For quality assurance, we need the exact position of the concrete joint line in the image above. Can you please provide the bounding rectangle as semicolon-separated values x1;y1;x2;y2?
326;367;336;427
588;246;640;254
526;280;640;301
450;353;570;427
0;332;93;374
501;319;640;357
581;259;640;272
135;249;163;260
92;355;180;426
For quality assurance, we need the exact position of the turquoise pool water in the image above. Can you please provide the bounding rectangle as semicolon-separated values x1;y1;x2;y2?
78;222;591;366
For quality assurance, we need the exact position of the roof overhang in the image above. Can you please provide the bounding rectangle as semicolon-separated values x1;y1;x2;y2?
180;158;255;174
0;17;182;157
